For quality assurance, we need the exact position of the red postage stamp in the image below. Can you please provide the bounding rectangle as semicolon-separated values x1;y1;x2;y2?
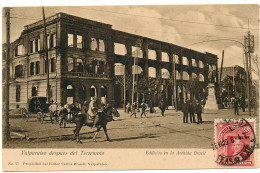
214;118;256;167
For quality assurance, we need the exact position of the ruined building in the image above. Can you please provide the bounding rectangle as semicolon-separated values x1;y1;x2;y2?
2;13;218;109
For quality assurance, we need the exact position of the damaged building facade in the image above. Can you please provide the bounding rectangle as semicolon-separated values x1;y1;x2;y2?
3;13;218;109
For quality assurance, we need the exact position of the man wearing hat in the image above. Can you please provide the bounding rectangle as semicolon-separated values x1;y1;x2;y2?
87;97;99;126
182;100;189;123
195;100;203;124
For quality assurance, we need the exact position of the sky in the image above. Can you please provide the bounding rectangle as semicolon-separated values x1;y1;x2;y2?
2;5;259;78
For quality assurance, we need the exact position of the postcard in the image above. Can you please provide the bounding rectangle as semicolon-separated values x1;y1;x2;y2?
2;4;259;171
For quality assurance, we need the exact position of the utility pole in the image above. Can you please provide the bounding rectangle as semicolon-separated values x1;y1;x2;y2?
219;50;224;85
42;7;50;103
233;65;235;97
173;55;177;111
136;49;139;111
123;64;126;112
244;28;254;116
132;56;136;104
3;7;11;142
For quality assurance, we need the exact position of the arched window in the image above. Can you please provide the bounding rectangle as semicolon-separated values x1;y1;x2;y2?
148;49;156;60
199;74;204;82
68;57;74;72
101;86;107;104
67;85;73;90
32;86;37;96
114;63;124;75
132;46;143;58
66;85;73;104
132;65;142;74
174;55;179;64
198;60;204;68
183;71;189;80
91;85;97;98
148;67;156;78
15;64;23;78
192;59;197;67
76;58;83;72
98;61;105;74
114;43;127;55
99;39;105;52
161;68;170;79
191;73;197;79
182;56;189;66
161;52;169;62
92;60;98;74
90;38;98;51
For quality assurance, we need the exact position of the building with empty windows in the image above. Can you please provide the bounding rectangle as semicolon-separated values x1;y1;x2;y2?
3;12;218;110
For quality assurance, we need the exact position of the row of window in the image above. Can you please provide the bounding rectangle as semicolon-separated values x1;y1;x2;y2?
67;34;105;52
13;58;56;78
15;85;52;102
114;64;205;81
29;58;56;76
15;33;57;56
67;57;105;74
114;43;205;68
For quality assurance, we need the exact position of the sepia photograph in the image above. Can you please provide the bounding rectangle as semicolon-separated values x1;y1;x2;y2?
1;2;259;171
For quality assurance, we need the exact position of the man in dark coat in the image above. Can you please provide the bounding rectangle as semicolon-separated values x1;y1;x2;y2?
131;102;137;118
140;101;147;118
195;100;203;124
234;97;239;115
189;100;196;123
182;100;189;123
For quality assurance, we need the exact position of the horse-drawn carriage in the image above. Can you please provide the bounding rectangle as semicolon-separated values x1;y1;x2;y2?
18;96;53;123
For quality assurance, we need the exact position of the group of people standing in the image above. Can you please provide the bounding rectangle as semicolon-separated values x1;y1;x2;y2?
126;101;148;118
182;100;203;124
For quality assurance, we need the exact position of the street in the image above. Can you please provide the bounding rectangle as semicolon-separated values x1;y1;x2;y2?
5;108;258;148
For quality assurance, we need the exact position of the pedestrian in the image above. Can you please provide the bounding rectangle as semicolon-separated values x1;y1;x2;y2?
189;100;196;123
182;100;189;123
126;102;131;114
241;98;246;112
195;100;203;124
234;97;239;115
131;102;137;118
140;101;147;118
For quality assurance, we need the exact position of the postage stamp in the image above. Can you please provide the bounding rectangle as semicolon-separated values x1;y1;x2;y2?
214;118;256;167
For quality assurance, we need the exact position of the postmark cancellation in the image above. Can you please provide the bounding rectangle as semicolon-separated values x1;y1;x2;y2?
214;118;257;167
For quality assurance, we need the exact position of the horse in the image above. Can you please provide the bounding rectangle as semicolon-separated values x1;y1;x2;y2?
73;106;120;143
49;104;60;124
58;106;69;128
159;99;167;116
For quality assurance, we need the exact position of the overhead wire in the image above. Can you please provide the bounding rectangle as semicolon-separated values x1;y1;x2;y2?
8;9;260;53
66;6;260;31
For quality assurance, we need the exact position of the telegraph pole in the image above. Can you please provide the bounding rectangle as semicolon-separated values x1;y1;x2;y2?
123;64;126;112
244;29;254;116
173;55;177;111
132;56;136;104
3;7;11;142
42;7;50;103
